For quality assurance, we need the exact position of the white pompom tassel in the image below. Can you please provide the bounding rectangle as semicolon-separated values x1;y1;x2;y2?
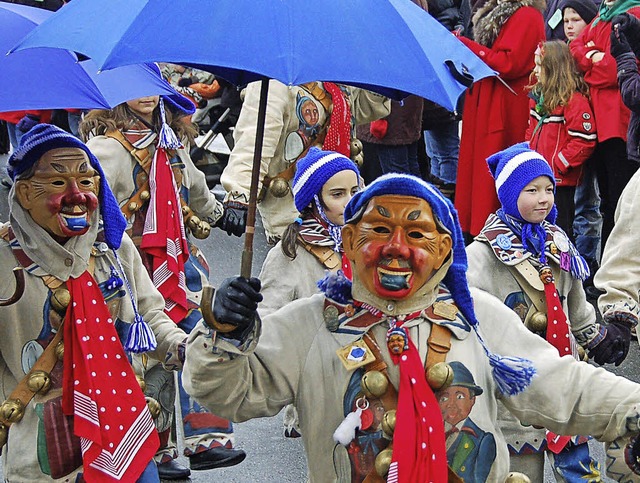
333;407;363;446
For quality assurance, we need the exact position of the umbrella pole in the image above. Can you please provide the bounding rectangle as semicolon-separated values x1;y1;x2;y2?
240;78;269;279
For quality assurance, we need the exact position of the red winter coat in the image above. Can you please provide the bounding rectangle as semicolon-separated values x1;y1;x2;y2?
526;93;597;186
569;7;640;142
455;6;545;236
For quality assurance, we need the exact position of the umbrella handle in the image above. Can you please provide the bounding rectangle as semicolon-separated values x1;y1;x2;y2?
240;79;270;279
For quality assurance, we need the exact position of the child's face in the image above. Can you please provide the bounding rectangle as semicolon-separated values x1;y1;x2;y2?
517;176;555;224
317;169;360;226
126;96;160;123
563;8;588;41
533;52;543;82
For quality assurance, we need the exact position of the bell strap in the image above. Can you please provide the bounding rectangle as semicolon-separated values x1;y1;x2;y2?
426;323;452;370
509;260;550;328
363;332;398;411
298;240;341;271
106;129;152;170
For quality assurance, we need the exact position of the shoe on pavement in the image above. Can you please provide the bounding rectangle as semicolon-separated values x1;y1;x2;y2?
156;458;191;480
189;446;246;471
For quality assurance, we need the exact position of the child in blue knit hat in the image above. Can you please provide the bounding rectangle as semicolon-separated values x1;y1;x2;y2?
466;142;632;481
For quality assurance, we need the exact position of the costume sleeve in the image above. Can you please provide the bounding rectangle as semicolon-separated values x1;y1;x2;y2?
347;87;391;125
183;296;326;422
258;243;299;317
221;79;290;204
565;274;599;347
595;170;640;326
616;52;640;111
117;235;186;370
457;7;542;80
569;23;619;89
472;288;640;442
552;93;597;174
177;147;224;225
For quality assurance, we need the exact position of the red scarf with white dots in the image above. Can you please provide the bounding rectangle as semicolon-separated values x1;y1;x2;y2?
322;82;351;157
62;271;159;481
388;325;448;482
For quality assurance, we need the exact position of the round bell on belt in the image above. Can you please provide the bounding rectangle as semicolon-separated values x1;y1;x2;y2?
50;287;71;314
0;423;8;448
381;409;396;437
136;375;147;393
191;220;211;240
350;138;363;158
128;201;139;213
270;177;290;198
353;152;364;168
361;370;388;398
181;205;191;217
375;447;393;477
55;341;64;361
146;397;161;419
504;472;531;483
139;190;150;201
188;215;201;230
26;370;52;394
426;362;454;391
526;312;547;333
0;399;25;424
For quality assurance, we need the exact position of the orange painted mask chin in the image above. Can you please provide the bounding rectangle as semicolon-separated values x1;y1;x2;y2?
342;195;452;300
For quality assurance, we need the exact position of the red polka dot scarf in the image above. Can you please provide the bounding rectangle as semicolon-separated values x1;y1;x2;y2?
62;272;159;481
322;82;351;158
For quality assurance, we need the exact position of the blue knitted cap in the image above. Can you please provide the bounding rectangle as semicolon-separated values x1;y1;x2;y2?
486;142;556;222
344;173;536;396
8;124;127;250
292;147;359;212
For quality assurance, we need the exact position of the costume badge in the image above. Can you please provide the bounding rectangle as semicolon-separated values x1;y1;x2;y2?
583;122;592;131
553;232;570;253
496;233;512;250
433;301;459;321
560;252;571;271
336;339;376;370
583;113;591;120
324;305;340;332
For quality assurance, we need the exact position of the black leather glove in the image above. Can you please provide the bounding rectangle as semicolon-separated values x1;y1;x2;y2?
625;433;640;475
588;320;632;366
613;13;640;54
212;277;262;340
611;27;633;58
219;201;248;237
16;114;40;134
178;76;194;87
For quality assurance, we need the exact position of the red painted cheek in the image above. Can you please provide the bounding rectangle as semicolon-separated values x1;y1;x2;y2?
45;194;64;214
360;243;383;266
84;193;99;212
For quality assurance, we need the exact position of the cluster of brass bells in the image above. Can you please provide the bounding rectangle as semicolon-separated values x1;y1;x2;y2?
50;287;71;314
127;190;151;214
360;370;388;398
181;206;211;239
26;370;52;394
350;138;364;167
525;311;547;333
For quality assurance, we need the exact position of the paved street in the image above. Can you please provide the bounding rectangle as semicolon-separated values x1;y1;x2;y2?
0;160;638;481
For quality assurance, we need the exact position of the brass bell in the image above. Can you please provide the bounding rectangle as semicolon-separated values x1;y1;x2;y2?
426;362;454;391
578;345;588;362
26;370;51;394
0;423;8;448
188;215;202;230
526;312;547;333
353;152;364;168
136;375;147;393
128;201;139;213
55;341;64;361
146;397;161;419
269;177;290;198
139;190;150;202
374;447;394;477
50;287;71;314
504;472;532;483
381;410;396;437
181;205;191;217
361;370;388;398
192;220;211;240
0;399;25;424
350;138;363;158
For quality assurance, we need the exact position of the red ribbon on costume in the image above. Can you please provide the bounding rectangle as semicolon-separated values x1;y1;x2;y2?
322;82;351;157
388;329;448;483
62;272;159;481
542;271;573;454
140;147;190;322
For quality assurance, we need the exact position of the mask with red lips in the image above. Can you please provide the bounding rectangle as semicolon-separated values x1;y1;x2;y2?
15;147;100;243
342;195;452;301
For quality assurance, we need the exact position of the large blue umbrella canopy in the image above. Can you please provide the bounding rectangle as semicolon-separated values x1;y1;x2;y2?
0;2;188;112
13;0;495;111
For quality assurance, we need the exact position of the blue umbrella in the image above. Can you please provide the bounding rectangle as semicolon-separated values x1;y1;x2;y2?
13;0;495;277
0;2;187;112
12;0;494;110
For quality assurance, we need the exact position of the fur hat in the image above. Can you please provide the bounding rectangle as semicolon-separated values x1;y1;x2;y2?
486;142;556;222
344;173;536;396
8;124;127;250
561;0;598;24
292;147;359;213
